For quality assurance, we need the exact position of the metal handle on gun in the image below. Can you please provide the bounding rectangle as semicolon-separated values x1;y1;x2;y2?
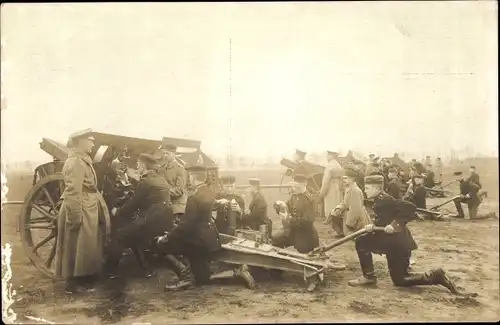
308;226;386;257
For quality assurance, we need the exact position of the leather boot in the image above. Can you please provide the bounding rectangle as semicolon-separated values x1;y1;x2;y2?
165;255;190;279
164;272;194;291
348;275;377;286
427;268;460;294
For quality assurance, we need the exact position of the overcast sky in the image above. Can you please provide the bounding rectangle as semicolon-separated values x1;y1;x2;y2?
1;2;497;164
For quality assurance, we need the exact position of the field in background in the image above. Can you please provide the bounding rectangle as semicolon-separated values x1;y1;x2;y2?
2;157;499;323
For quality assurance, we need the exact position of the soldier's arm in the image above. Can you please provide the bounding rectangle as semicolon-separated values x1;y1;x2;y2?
170;168;187;198
118;180;149;218
167;195;198;241
235;196;246;213
62;158;86;224
389;200;417;230
345;190;363;229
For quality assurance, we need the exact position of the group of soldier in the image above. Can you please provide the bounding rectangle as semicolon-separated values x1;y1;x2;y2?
54;131;479;297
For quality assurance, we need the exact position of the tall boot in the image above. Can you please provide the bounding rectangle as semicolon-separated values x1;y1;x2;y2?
426;268;461;294
131;247;155;278
165;255;190;280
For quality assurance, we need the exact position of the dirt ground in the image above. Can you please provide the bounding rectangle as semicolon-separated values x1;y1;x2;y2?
2;162;499;323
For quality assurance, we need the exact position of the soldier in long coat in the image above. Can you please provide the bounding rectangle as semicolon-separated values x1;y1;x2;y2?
272;174;319;254
159;165;222;290
55;130;104;294
156;143;188;220
319;151;345;234
348;175;462;295
325;169;372;237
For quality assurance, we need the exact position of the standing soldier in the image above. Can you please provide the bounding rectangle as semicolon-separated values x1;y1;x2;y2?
325;169;372;238
365;154;376;175
435;157;443;183
241;178;272;236
319;151;345;235
348;175;463;295
214;175;245;235
55;130;104;294
294;149;307;163
160;164;221;290
156;143;188;222
272;174;319;254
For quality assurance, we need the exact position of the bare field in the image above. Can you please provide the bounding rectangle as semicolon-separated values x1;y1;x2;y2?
2;161;499;323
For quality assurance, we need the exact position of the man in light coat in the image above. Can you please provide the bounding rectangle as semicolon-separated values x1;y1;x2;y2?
156;143;188;221
325;169;372;237
319;151;345;235
56;130;104;294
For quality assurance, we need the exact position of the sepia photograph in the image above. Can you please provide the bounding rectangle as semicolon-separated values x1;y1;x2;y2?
1;2;498;323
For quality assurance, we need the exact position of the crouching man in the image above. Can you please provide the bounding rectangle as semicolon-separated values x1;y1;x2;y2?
325;169;372;237
348;175;462;295
158;164;222;290
272;174;319;254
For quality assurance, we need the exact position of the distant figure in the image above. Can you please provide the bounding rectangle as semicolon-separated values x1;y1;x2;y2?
435;157;443;183
404;174;427;209
319;151;345;235
386;167;403;200
294;149;307;163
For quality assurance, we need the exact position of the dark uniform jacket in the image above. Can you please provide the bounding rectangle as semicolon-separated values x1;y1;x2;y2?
168;183;221;253
459;179;482;205
214;192;245;234
386;178;403;199
409;185;427;209
118;171;174;242
242;191;271;232
424;170;436;188
369;191;418;253
468;173;481;188
283;192;319;253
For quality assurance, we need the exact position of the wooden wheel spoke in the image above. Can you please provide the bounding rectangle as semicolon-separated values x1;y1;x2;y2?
32;204;56;220
41;187;57;209
45;241;57;268
33;233;56;252
26;223;55;230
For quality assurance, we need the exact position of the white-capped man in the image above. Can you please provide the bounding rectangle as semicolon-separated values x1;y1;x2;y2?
319;151;345;236
325;168;372;238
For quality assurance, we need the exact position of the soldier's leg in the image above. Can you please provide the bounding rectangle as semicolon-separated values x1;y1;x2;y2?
348;235;377;286
467;203;479;220
453;198;466;218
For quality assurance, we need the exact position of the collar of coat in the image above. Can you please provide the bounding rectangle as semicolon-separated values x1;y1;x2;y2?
68;148;93;166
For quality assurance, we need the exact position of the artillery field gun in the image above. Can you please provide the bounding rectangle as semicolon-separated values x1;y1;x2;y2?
8;129;368;292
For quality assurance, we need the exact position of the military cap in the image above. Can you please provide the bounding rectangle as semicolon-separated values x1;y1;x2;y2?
453;171;463;176
364;175;385;185
292;174;308;183
248;178;260;186
373;156;380;162
344;168;358;178
138;153;159;167
326;150;338;156
426;156;431;159
413;174;425;179
186;164;207;172
369;153;375;157
470;165;476;169
220;175;236;184
295;149;307;157
67;128;95;148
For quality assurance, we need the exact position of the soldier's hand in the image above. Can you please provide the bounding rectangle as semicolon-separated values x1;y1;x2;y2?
244;208;251;215
156;232;169;244
384;225;395;234
465;194;471;199
111;207;118;217
364;224;375;233
231;202;241;213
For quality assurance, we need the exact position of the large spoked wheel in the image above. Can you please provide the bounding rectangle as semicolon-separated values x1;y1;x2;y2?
19;173;111;279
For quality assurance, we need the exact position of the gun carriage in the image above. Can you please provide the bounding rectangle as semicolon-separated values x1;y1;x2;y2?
13;132;369;291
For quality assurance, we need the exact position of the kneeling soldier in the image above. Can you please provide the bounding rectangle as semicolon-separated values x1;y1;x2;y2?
215;175;245;235
272;174;319;254
348;175;461;295
404;174;427;209
325;169;372;238
452;170;485;220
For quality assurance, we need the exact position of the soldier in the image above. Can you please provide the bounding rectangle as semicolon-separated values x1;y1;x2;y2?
104;153;177;279
241;178;272;235
424;164;436;189
156;143;188;222
55;130;103;294
319;151;345;235
452;171;483;220
159;164;221;290
293;149;307;163
325;169;372;238
468;166;481;188
348;175;462;295
214;175;245;235
365;154;376;175
272;174;319;254
386;167;403;199
404;174;427;209
435;157;443;183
